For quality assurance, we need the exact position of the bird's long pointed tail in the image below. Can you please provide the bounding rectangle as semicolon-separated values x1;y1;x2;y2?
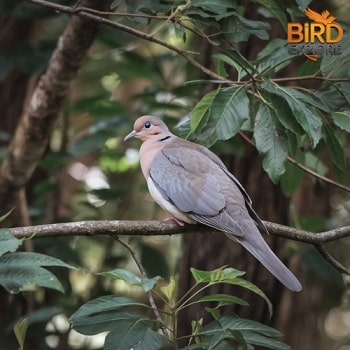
232;232;302;292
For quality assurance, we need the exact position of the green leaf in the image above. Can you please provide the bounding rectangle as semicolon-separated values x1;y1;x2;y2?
191;318;204;338
213;55;229;79
0;252;76;268
0;229;22;257
68;117;124;156
210;86;250;139
304;152;328;176
208;313;283;337
191;0;237;15
243;330;290;350
97;269;161;292
14;318;28;350
296;57;321;76
292;89;329;112
0;208;14;223
0;252;75;293
332;111;350;132
279;160;304;197
0;265;64;293
254;0;287;29
199;294;249;307
200;313;289;350
191;267;273;317
316;82;350;111
71;297;168;350
205;308;221;321
160;276;176;304
76;310;156;336
190;89;219;133
323;124;346;171
195;86;250;146
256;39;292;76
222;13;270;42
213;53;248;80
132;328;170;350
134;329;171;350
285;129;298;155
226;278;273;317
254;102;288;183
220;48;258;76
260;91;303;136
321;32;350;78
191;266;245;283
261;82;323;147
206;328;242;349
104;317;166;350
70;296;150;334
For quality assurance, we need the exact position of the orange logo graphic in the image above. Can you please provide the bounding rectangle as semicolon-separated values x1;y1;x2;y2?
287;8;343;61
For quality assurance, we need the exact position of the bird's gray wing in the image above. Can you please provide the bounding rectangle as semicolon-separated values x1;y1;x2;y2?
169;140;268;235
149;142;248;236
220;168;269;235
188;143;269;235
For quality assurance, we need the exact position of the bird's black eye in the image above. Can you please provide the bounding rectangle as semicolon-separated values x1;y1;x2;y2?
144;121;152;129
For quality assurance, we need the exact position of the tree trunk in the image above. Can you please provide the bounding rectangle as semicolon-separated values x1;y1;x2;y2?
0;0;111;226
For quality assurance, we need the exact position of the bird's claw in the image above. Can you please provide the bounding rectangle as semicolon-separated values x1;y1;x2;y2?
164;216;186;227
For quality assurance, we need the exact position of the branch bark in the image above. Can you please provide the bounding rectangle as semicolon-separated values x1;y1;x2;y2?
9;219;350;244
0;0;111;217
8;220;350;275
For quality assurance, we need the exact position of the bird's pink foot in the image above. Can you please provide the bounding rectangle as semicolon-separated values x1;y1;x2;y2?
164;216;186;227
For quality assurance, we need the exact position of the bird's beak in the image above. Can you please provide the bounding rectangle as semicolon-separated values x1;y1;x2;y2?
124;130;137;142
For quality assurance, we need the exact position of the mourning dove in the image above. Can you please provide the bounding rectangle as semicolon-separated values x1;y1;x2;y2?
124;116;302;292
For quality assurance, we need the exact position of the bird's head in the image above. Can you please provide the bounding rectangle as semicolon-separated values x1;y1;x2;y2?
124;116;171;142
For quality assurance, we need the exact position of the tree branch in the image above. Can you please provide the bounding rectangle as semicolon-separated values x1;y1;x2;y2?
8;220;350;275
112;235;165;329
239;131;350;193
9;219;350;244
315;244;350;275
27;0;231;83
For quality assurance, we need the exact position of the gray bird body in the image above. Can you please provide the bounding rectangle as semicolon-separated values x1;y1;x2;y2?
125;116;302;292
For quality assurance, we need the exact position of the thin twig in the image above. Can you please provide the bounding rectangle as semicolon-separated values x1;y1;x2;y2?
287;157;350;193
74;7;170;20
112;235;165;330
315;244;350;275
270;75;350;83
238;131;350;193
27;0;231;83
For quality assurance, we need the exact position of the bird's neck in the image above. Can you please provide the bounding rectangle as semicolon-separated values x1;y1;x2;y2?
139;135;175;178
